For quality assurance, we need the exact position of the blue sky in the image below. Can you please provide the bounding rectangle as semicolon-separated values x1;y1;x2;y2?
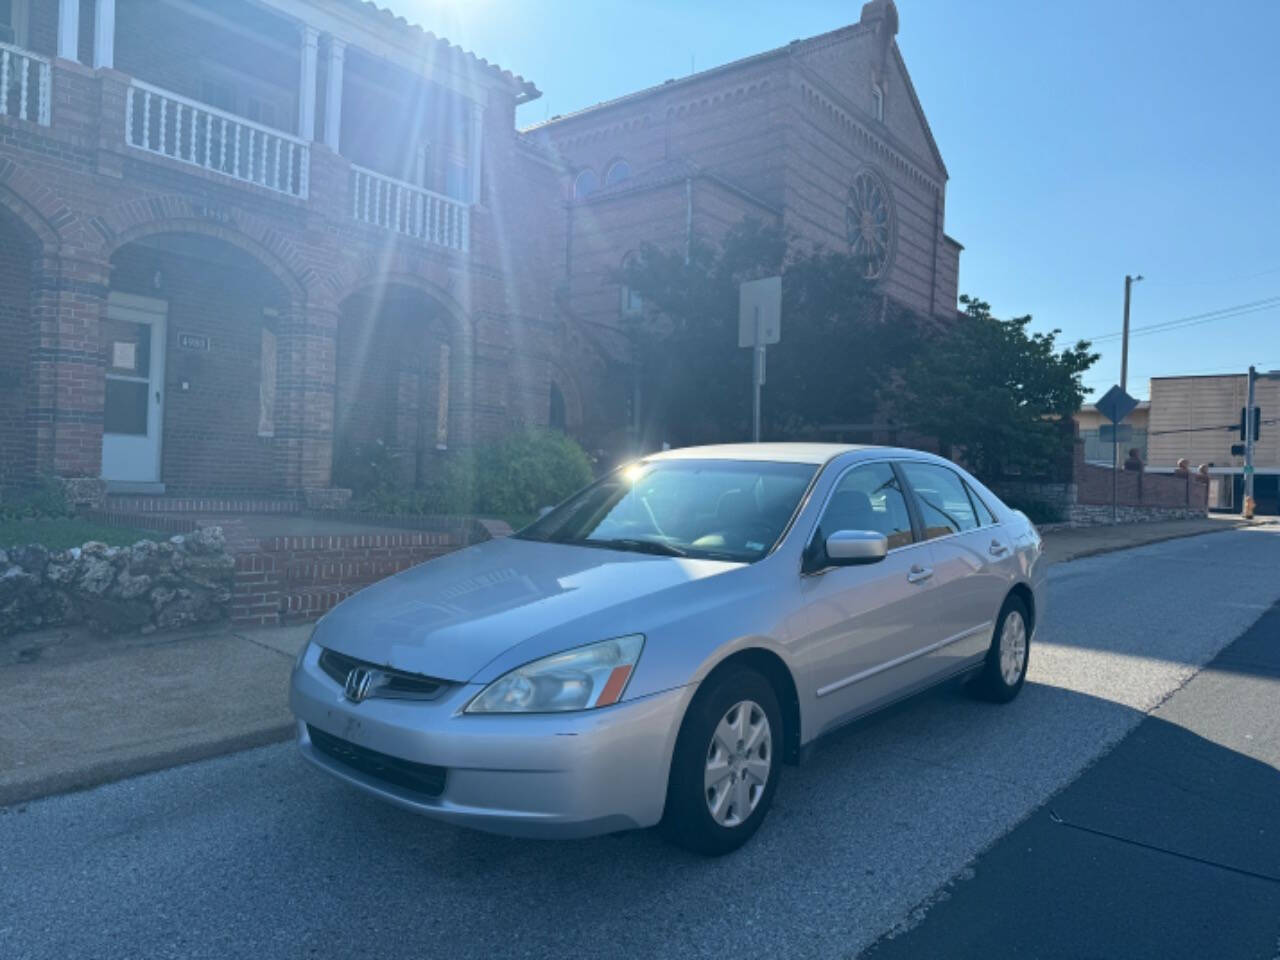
398;0;1280;400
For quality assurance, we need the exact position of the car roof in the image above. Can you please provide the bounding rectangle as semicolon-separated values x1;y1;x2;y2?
642;443;942;467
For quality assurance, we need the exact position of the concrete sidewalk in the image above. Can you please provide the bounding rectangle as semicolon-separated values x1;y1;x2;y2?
0;622;310;807
1038;514;1253;565
0;515;1262;808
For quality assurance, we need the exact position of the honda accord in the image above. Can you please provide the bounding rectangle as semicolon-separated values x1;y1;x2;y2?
289;444;1045;854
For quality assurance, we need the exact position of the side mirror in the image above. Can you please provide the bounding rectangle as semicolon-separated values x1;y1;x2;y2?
537;505;554;519
825;530;888;566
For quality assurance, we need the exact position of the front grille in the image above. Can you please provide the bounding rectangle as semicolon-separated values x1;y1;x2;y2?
318;648;448;701
307;725;447;799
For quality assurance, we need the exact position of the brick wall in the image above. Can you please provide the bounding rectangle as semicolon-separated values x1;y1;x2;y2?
0;213;34;485
232;528;478;626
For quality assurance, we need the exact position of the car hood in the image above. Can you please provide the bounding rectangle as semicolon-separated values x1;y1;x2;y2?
312;536;741;681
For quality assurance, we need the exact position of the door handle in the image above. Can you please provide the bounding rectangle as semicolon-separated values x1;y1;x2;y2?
907;565;934;584
989;541;1009;557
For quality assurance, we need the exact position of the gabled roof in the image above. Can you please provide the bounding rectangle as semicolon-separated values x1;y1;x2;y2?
335;0;540;102
889;44;947;180
521;16;946;180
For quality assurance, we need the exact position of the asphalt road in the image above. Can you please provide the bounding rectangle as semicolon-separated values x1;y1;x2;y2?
862;599;1280;959
3;526;1279;960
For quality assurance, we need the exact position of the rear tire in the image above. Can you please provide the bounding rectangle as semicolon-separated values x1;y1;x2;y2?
661;666;782;856
972;595;1030;703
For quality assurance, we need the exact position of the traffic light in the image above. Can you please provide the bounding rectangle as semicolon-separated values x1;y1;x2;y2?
1232;443;1246;456
1239;406;1262;441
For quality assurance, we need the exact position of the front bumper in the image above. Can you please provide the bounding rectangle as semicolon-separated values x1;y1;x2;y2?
289;643;693;839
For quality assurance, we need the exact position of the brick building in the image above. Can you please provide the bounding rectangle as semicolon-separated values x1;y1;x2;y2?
0;0;958;500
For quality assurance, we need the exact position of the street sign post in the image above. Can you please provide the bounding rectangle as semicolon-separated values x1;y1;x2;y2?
1095;384;1139;524
1095;384;1139;425
739;276;782;442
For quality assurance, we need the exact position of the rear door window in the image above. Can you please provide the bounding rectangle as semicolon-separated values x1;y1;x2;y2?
899;462;979;540
966;482;999;527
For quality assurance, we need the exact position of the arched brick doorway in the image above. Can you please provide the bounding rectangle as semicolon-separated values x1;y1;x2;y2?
334;284;456;490
0;208;38;487
107;233;291;492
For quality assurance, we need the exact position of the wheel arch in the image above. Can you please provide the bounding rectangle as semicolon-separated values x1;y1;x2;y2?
701;648;803;764
1006;581;1036;634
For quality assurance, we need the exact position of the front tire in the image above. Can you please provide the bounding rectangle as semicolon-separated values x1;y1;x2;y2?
973;595;1031;702
661;666;782;856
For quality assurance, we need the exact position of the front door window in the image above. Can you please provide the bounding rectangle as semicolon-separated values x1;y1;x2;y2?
104;319;152;436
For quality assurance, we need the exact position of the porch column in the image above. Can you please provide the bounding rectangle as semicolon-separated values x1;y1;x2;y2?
322;38;345;151
93;0;116;69
469;100;485;204
273;301;337;492
28;254;111;478
298;25;319;139
57;0;79;61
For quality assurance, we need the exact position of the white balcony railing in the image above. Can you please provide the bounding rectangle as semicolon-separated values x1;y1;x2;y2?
350;165;469;252
125;80;309;199
0;42;51;126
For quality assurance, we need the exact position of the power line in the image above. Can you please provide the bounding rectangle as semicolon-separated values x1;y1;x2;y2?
1084;296;1280;343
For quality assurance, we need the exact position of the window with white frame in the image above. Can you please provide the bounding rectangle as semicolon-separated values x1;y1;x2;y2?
871;83;884;122
0;0;28;46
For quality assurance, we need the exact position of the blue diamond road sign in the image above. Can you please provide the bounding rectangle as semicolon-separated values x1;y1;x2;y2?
1095;384;1139;424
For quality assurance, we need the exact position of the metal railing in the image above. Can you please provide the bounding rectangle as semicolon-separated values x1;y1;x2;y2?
125;80;309;199
350;164;468;251
0;42;51;125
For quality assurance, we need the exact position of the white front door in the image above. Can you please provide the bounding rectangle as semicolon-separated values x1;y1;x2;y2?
101;293;167;483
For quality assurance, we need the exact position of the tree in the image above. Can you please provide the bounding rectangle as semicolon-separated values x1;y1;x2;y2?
617;219;922;445
897;295;1098;480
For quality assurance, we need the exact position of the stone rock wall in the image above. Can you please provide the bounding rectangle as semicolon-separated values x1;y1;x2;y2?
0;527;234;636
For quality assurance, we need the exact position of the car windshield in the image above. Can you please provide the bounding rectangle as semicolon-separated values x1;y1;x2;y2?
515;459;818;562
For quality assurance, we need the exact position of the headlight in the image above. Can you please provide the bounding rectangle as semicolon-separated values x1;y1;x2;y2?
295;620;321;669
465;635;645;714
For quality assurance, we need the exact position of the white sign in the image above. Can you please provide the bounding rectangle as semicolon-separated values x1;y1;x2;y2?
112;341;136;371
738;276;781;348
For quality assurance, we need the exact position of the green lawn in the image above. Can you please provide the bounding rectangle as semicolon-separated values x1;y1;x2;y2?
0;518;163;552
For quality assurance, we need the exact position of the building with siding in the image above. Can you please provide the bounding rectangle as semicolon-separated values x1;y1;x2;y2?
0;0;959;500
1147;374;1279;514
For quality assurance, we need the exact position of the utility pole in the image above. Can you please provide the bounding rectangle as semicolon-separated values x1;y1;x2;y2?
1244;364;1257;519
1120;273;1143;391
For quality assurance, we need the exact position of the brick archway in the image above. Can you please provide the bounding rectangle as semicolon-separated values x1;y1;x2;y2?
0;179;63;256
104;230;299;493
334;282;463;491
99;201;311;305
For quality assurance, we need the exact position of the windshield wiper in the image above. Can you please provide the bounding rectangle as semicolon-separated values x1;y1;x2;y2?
589;537;688;557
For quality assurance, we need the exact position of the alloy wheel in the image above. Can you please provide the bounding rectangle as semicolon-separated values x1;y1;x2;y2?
999;610;1028;686
703;700;772;827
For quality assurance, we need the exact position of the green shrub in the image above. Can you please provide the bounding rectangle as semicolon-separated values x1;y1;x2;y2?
0;475;72;521
345;428;594;520
332;437;405;500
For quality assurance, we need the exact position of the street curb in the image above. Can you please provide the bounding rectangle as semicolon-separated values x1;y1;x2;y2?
0;721;295;809
1049;521;1254;565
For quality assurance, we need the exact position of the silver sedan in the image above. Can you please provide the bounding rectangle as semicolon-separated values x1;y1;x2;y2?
290;444;1046;854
